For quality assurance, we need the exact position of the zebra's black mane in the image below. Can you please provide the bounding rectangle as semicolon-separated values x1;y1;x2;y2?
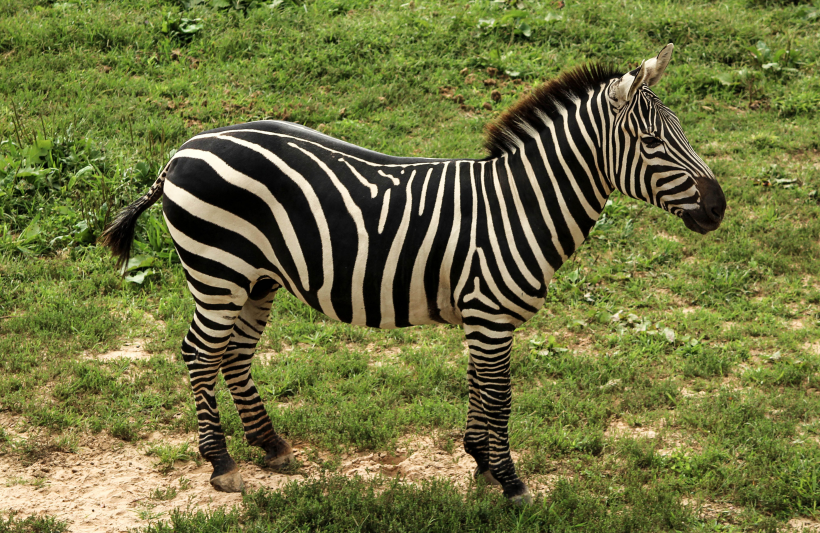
484;62;622;157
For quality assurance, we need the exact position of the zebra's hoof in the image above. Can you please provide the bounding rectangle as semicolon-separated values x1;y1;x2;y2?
265;450;294;468
473;466;501;487
210;469;245;493
264;441;294;468
508;488;533;506
263;435;294;469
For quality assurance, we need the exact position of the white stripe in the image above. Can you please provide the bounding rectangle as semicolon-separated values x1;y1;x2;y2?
289;143;369;325
523;118;585;250
164;180;295;293
453;163;478;306
378;169;400;186
436;162;459;323
502;155;555;281
479;162;531;299
172;148;311;292
378;189;391;234
380;171;416;328
408;172;446;324
464;277;500;310
489;159;540;290
516;143;568;261
418;167;434;215
475;247;531;320
340;158;378;198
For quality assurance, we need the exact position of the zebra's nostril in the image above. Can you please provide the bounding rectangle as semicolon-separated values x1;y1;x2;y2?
710;206;723;221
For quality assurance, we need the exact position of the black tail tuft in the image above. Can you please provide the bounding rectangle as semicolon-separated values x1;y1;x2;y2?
99;172;167;271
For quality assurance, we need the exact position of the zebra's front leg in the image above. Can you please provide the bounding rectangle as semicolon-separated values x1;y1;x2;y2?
222;280;293;468
465;354;499;487
464;323;531;505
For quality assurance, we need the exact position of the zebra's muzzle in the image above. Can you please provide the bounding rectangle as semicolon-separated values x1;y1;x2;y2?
681;211;719;234
680;176;727;234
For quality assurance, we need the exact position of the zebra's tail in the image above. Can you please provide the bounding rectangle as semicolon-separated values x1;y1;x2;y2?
99;165;169;270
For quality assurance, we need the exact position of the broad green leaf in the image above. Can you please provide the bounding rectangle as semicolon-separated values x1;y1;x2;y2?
126;254;157;272
72;221;95;244
124;269;157;285
18;216;41;243
713;73;735;86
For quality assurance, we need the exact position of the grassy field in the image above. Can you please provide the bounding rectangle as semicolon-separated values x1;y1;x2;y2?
1;0;820;530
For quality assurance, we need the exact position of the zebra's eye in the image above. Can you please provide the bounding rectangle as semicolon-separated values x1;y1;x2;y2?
642;136;663;149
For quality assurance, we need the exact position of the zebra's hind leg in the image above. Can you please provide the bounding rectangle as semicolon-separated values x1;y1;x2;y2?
221;278;293;468
181;302;245;493
464;322;531;505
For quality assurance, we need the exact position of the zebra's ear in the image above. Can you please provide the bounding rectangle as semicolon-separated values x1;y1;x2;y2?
609;63;646;106
609;43;674;106
642;43;674;87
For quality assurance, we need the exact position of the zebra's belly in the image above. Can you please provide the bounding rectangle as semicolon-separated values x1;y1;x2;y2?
283;278;457;330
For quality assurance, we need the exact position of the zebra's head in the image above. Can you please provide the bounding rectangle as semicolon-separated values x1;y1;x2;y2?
606;44;726;234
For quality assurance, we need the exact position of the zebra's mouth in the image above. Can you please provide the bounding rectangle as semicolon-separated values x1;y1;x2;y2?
681;211;721;234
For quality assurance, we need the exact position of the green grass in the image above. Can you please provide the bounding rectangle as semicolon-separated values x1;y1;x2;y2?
1;0;820;530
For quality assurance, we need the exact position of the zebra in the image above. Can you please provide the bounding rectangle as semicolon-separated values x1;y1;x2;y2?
101;43;725;504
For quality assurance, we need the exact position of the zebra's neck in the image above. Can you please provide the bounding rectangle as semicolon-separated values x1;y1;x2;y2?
486;87;613;279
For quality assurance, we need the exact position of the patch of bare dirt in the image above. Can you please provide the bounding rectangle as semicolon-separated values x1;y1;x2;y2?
333;436;474;486
605;418;698;455
681;497;743;522
0;431;283;533
680;387;708;398
789;517;820;532
89;340;155;362
655;231;682;243
654;288;691;308
362;344;403;367
254;345;293;365
0;422;549;532
605;419;662;440
804;342;820;356
788;319;805;330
